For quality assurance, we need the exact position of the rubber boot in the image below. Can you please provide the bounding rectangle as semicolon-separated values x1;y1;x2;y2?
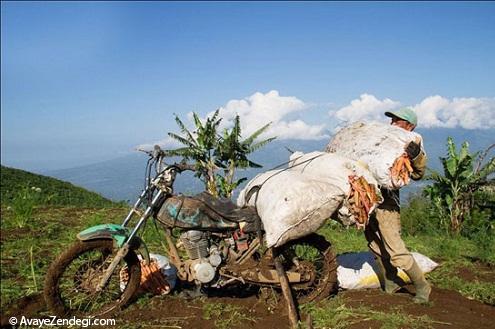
374;257;402;294
404;261;431;303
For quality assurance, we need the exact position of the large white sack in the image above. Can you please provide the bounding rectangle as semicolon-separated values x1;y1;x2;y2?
325;122;424;189
237;170;345;248
288;151;378;194
287;151;383;227
237;169;285;208
337;251;438;290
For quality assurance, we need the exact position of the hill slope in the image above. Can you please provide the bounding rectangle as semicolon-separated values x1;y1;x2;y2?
1;165;115;207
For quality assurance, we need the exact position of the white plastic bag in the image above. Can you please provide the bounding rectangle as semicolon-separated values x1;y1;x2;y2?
337;251;438;290
326;122;424;189
237;170;345;248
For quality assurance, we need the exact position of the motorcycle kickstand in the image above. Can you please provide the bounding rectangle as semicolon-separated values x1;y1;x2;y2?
272;247;299;329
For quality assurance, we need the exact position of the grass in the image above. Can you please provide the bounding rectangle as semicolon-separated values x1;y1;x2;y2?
202;301;257;329
301;296;439;329
1;202;493;313
1;166;493;327
318;221;368;254
1;165;117;207
317;220;495;305
427;260;495;305
0;205;129;309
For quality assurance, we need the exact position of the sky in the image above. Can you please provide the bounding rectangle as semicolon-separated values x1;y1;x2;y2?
2;1;495;171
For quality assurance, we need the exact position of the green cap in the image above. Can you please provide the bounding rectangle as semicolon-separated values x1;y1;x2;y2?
385;108;418;126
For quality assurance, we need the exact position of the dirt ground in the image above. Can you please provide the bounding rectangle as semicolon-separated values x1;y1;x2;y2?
2;283;494;329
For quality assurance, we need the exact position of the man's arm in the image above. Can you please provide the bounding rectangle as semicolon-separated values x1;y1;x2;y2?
406;141;427;180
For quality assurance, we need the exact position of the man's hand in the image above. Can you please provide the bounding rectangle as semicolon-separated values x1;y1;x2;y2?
405;141;421;159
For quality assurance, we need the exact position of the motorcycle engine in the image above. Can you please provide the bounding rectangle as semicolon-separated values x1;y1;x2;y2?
180;230;222;283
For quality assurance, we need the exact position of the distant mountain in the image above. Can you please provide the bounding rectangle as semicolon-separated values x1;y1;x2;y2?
416;128;494;170
44;128;494;203
45;139;326;202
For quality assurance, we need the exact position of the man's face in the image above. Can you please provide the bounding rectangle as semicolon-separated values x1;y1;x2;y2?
391;117;415;131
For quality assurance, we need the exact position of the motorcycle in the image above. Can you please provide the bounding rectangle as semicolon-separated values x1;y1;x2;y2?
44;145;338;317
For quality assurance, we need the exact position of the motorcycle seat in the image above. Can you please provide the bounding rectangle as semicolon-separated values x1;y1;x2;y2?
193;192;260;223
156;192;262;232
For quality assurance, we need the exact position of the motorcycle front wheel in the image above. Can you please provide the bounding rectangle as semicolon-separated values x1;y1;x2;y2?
279;233;338;304
44;239;141;317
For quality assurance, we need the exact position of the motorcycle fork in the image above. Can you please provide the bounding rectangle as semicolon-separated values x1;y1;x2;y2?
121;189;148;227
96;189;164;291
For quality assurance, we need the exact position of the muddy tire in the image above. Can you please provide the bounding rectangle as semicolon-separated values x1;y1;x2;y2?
279;233;338;304
44;239;141;317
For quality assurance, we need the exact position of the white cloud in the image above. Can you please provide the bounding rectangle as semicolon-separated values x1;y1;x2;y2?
137;90;328;151
413;96;495;129
139;92;495;150
135;136;182;152
209;90;328;140
330;93;495;130
329;94;401;126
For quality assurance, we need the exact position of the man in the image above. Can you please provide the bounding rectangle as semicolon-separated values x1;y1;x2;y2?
364;108;431;303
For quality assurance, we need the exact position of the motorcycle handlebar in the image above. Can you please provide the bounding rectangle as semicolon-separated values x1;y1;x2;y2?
136;144;166;158
137;145;195;172
169;162;196;173
153;144;164;158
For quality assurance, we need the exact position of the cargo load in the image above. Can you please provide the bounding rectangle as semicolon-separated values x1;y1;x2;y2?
237;152;383;247
238;169;345;248
325;122;424;189
287;151;382;227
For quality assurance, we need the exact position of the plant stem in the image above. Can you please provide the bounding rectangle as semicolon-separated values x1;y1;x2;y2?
30;246;38;292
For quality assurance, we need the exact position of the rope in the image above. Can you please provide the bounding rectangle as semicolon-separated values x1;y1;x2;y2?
243;153;326;206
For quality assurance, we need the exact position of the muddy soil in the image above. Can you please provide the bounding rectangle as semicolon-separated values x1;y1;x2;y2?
2;284;494;329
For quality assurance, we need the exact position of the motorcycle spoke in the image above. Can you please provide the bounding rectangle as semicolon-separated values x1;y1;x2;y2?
278;235;336;303
57;246;130;315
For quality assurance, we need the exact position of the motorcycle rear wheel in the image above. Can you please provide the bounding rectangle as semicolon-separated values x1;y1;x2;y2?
279;233;338;304
44;239;141;317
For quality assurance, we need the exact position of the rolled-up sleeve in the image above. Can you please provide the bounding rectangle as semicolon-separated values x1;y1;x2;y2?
410;149;427;180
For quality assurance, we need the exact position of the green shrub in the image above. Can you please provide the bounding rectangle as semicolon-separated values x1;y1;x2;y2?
424;138;494;234
401;192;494;264
401;194;445;236
11;186;43;228
462;208;493;238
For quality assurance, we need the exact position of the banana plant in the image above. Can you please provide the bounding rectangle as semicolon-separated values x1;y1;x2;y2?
214;115;275;198
167;110;275;198
425;137;494;233
167;110;223;196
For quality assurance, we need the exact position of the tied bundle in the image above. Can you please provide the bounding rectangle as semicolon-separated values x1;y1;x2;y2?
120;259;171;295
348;175;381;228
390;153;414;189
139;259;171;295
325;122;423;190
